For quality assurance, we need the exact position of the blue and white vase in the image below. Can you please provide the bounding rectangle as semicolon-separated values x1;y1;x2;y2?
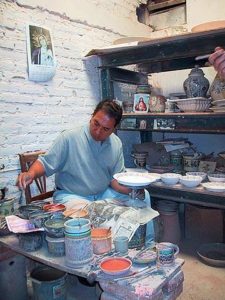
183;67;209;98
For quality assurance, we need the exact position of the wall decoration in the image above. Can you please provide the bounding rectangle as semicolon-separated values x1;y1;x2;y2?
26;24;56;82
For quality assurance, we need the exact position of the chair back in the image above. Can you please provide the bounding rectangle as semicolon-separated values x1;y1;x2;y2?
18;150;54;204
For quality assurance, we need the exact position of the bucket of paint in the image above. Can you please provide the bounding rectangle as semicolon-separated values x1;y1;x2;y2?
0;197;15;216
18;232;43;252
46;236;65;256
64;218;93;268
91;227;112;254
30;266;67;300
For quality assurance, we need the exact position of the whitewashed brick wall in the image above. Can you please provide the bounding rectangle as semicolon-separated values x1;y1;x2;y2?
0;0;151;203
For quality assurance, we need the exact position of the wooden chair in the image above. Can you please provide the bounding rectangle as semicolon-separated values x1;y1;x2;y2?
18;150;54;204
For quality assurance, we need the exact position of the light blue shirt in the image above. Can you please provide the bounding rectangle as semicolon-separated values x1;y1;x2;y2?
39;124;125;196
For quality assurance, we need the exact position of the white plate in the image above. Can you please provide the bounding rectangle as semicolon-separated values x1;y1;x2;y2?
202;182;225;193
113;172;158;187
211;99;225;107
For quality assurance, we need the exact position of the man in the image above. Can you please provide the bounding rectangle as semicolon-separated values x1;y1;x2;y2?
209;47;225;79
17;100;131;203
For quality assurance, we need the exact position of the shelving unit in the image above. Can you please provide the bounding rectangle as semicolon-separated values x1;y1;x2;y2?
89;28;225;208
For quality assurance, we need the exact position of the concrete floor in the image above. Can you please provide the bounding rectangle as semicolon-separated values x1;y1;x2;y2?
177;238;225;300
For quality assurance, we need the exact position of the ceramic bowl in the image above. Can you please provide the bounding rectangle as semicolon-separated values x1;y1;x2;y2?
29;211;53;228
18;204;42;219
175;98;211;112
43;203;66;213
186;171;207;181
44;217;68;238
161;173;180;185
179;175;202;188
197;243;225;267
207;173;225;182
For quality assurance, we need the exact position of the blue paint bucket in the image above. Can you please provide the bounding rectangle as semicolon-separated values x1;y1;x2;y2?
64;218;93;268
30;266;67;300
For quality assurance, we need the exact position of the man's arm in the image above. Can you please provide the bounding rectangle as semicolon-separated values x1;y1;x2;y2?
110;178;131;195
16;160;45;190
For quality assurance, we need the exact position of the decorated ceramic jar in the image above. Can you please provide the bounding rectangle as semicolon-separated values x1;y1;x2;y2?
210;73;225;101
149;94;166;113
183;67;209;98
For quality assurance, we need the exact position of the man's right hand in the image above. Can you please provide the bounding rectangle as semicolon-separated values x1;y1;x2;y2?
16;172;34;190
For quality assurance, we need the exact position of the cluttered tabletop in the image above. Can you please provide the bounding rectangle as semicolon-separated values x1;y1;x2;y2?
0;197;184;300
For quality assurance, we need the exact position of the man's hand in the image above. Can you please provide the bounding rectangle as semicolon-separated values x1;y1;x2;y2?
133;189;145;200
16;172;34;190
209;47;225;79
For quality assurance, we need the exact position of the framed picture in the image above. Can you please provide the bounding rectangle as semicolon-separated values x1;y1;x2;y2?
198;161;217;173
26;24;56;81
133;94;149;113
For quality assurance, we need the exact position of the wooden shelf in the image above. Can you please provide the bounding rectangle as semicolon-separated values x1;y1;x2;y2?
119;112;225;133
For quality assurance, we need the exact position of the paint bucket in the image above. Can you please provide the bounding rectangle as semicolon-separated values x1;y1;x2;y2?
18;232;43;252
46;236;65;256
30;266;67;300
91;227;112;254
0;197;15;216
64;218;93;268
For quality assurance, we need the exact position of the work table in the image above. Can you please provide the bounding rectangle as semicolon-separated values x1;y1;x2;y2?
148;181;225;209
0;234;184;299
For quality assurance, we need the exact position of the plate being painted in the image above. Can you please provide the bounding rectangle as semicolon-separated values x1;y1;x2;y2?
113;172;158;187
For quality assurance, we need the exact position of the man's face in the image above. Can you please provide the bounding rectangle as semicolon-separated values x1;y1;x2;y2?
89;110;116;142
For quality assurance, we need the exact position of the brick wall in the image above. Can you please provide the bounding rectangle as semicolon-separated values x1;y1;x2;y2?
0;0;152;202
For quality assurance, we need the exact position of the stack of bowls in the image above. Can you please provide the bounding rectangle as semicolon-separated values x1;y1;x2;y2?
44;216;67;256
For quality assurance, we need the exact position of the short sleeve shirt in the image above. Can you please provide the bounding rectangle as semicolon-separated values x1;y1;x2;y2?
38;125;125;196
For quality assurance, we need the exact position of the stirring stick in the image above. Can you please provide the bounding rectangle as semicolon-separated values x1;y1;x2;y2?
195;54;211;61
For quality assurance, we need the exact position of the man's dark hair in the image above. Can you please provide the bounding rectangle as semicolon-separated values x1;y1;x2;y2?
93;100;123;127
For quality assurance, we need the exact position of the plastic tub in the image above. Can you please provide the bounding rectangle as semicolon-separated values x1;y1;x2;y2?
91;228;112;254
46;236;65;256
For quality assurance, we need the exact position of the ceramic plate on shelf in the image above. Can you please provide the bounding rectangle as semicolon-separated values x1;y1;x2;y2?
100;257;132;275
209;106;225;112
201;182;225;193
191;21;225;33
113;172;157;187
168;97;207;102
211;99;225;107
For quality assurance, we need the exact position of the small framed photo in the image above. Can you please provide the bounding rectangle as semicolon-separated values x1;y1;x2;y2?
198;161;217;173
133;94;149;113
